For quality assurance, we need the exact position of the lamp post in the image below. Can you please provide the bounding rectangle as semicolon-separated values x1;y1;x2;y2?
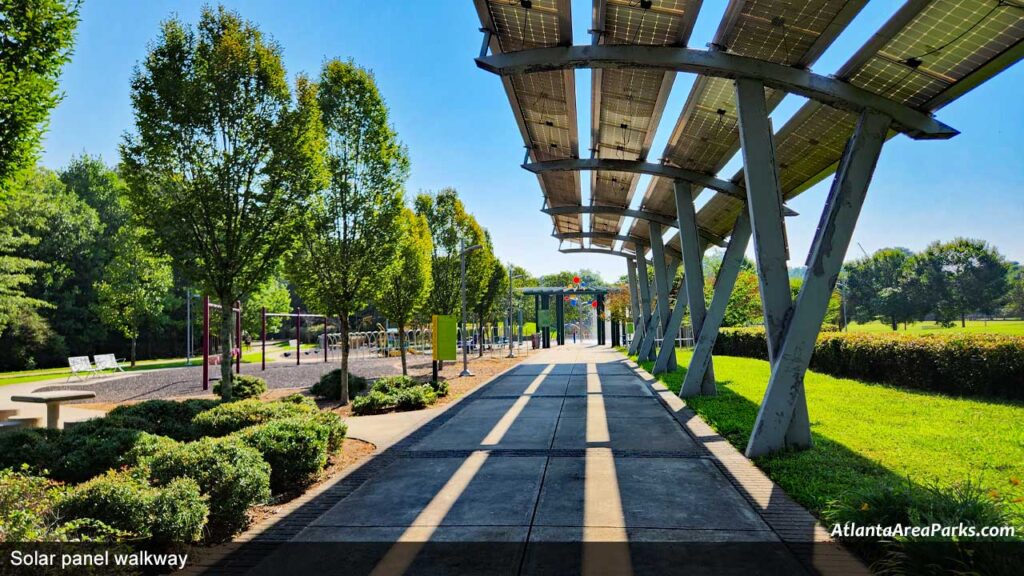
507;265;525;358
460;239;482;377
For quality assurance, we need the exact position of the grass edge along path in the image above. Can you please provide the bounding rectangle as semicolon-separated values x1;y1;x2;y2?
622;347;1024;521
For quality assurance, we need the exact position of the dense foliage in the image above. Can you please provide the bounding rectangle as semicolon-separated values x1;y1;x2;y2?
714;327;1024;399
213;374;267;401
350;375;444;415
311;368;367;401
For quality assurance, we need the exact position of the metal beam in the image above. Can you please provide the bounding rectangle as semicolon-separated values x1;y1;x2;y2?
554;232;684;261
558;247;649;265
625;256;642;355
635;245;658;361
647;223;674;366
674;180;715;393
681;211;751;398
476;45;957;140
543;205;796;242
523;158;744;199
653;274;687;375
746;110;890;458
735;77;810;448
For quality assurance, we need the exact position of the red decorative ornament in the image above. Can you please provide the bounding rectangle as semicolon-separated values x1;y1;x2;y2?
591;300;598;308
573;276;581;284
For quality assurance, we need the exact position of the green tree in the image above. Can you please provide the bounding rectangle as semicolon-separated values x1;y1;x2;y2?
289;59;407;404
704;268;762;328
94;227;173;366
475;256;506;355
242;275;292;337
0;0;80;185
917;238;1009;326
415;189;492;318
121;6;326;398
1004;265;1024;318
375;208;432;375
844;248;923;330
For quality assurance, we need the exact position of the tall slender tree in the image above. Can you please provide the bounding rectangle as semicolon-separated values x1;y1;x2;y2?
289;59;408;405
375;208;432;375
121;6;326;398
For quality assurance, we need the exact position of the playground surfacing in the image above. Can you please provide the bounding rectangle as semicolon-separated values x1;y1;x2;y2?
190;345;865;576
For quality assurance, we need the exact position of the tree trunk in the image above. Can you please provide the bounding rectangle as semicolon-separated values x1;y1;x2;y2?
398;321;408;375
130;337;137;367
478;312;484;357
220;304;234;400
339;313;350;406
891;317;898;331
961;313;966;328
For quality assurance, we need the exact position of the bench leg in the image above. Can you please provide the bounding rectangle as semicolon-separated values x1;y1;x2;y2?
46;404;60;429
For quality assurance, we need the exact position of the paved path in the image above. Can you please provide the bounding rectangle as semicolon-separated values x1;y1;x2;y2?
204;345;865;576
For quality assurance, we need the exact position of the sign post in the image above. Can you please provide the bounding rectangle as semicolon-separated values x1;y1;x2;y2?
432;315;457;384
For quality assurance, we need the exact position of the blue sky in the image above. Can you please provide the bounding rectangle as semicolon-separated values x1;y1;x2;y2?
41;1;1024;282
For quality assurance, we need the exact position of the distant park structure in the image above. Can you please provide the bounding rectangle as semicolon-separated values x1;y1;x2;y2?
472;0;1024;457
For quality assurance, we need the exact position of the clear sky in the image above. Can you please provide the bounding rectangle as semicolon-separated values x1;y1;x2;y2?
40;0;1024;283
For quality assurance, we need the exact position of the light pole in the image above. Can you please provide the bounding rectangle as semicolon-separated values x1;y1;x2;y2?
460;239;482;377
507;264;525;358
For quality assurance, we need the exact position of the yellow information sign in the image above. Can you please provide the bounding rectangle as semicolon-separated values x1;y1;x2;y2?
432;315;457;361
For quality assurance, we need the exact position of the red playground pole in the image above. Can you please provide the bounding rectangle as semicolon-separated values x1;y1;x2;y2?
202;295;209;390
234;301;241;375
323;315;328;363
295;308;301;365
261;306;266;371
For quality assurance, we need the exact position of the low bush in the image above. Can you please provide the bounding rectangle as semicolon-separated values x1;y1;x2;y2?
312;411;347;453
311;369;367;400
50;420;146;483
235;417;330;493
394;384;437;411
59;469;208;545
430;379;450;397
824;479;1024;575
713;328;1024;399
0;428;60;472
372;375;419;394
124;432;180;468
278;392;317;408
145;436;270;541
0;467;66;541
214;374;267;401
191;398;315;437
350;390;395;415
107;399;219;440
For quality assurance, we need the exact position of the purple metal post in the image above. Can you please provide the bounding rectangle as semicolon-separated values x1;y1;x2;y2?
261;306;266;371
202;295;209;390
295;308;301;366
234;301;241;375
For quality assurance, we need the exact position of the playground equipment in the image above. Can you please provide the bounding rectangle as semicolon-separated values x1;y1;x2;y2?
260;308;332;368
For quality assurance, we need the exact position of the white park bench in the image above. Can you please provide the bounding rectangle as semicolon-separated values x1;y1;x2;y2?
11;390;97;429
93;354;126;374
67;356;100;382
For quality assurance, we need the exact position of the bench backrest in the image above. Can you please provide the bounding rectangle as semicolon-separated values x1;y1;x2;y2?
94;354;117;369
68;356;93;372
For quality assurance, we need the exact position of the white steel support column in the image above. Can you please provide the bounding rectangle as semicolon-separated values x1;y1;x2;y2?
653;273;688;375
681;212;752;397
673;179;714;389
735;77;810;448
746;109;890;457
647;222;673;364
634;243;654;356
625;257;642;354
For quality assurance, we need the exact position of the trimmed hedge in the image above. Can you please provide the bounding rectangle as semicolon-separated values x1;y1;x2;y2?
214;374;267;401
107;399;219;440
145;436;270;541
0;429;60;472
234;417;330;493
311;369;367;400
713;327;1024;399
192;398;316;437
59;470;208;545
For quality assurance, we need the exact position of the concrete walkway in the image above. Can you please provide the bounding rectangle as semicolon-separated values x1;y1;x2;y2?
210;345;865;576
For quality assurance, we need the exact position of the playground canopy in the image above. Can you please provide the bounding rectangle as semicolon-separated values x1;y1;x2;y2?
472;0;1024;457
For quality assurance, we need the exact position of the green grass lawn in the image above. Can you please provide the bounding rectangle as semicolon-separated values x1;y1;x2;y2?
629;348;1024;517
847;318;1024;335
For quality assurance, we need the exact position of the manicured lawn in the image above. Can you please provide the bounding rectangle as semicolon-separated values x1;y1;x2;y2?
630;348;1024;517
847;318;1024;335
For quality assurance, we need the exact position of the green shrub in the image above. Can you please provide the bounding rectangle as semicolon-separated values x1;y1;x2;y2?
0;467;65;541
0;428;60;472
372;375;419;394
278;392;317;408
51;420;145;483
351;390;395;415
191;398;314;437
394;384;437;411
312;411;347;453
214;374;267;401
235;418;329;493
107;399;220;440
59;470;208;545
124;432;180;468
824;479;1024;575
145;436;270;541
430;379;450;397
714;328;1024;400
311;369;367;400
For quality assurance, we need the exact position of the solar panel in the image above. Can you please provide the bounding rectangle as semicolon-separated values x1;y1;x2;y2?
589;0;701;249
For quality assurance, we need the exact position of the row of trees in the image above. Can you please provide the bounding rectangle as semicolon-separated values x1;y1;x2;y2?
843;240;1021;329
